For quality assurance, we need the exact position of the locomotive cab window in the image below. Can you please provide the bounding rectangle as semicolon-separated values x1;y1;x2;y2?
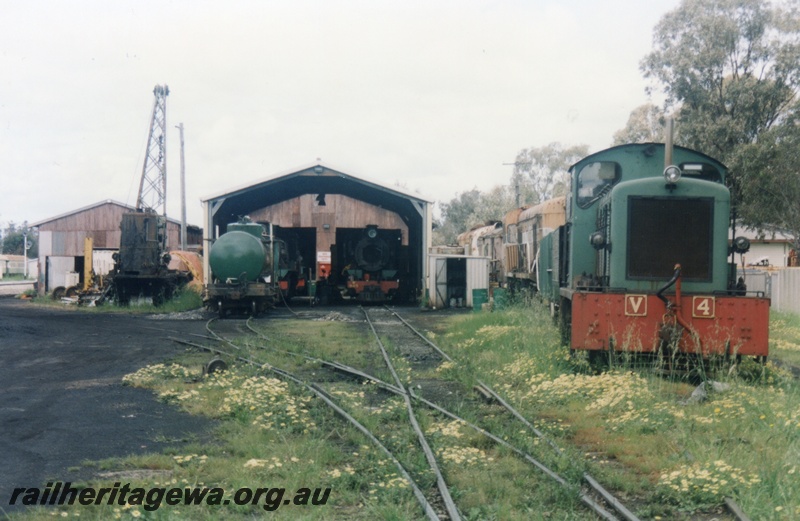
577;162;621;208
678;162;723;183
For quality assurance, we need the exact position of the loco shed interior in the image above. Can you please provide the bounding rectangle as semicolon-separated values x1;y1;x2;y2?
202;163;431;304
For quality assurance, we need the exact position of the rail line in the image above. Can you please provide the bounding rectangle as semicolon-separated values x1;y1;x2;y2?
365;306;752;521
168;307;655;520
168;333;441;520
363;306;633;521
361;307;462;521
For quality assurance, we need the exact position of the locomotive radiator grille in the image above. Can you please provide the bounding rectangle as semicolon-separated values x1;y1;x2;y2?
626;197;714;281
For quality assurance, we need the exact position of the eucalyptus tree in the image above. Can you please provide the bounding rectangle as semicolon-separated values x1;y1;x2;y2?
641;0;800;238
512;142;589;205
434;185;516;246
612;103;667;146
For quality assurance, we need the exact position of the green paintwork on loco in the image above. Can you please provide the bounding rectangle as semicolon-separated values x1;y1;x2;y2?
537;230;559;300
565;143;730;294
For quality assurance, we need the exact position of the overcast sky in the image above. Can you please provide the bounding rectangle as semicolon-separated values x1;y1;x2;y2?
1;0;679;230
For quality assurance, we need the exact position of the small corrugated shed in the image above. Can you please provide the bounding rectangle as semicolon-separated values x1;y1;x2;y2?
428;254;490;309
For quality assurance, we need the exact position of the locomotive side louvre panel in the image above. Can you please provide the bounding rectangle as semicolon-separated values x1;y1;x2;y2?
594;202;611;287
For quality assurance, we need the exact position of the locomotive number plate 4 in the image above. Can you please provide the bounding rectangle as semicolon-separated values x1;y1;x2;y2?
624;294;648;316
692;296;716;319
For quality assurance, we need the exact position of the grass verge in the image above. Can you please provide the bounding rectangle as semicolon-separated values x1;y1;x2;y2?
7;304;799;520
29;287;203;315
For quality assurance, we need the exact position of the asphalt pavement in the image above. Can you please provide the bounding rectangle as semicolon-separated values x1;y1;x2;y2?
0;298;215;516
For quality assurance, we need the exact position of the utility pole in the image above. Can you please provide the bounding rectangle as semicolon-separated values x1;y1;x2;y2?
176;122;187;251
503;161;532;208
22;220;28;279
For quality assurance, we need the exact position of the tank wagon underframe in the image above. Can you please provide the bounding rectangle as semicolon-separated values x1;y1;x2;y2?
206;282;278;316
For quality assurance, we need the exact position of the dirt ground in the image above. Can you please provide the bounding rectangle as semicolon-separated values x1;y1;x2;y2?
0;298;216;515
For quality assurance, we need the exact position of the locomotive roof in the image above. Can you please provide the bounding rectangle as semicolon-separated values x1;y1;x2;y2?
569;143;728;172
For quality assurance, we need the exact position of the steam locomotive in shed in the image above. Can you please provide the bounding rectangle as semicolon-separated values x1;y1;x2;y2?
463;143;770;361
205;221;404;312
340;225;404;303
204;218;283;317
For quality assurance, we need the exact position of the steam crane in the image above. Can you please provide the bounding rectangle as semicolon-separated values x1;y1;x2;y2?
137;84;169;219
110;84;187;305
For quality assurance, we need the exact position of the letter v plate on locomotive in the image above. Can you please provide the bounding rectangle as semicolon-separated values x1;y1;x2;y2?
624;294;648;316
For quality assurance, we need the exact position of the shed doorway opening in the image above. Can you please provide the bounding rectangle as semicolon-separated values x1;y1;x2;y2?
435;257;466;308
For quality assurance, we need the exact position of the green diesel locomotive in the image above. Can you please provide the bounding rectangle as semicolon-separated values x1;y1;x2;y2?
538;143;769;361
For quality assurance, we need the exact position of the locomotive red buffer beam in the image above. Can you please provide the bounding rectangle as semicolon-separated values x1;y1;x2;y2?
347;280;399;303
570;292;769;357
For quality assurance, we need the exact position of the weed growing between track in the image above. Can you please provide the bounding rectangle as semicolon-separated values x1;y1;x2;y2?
30;287;203;314
770;310;800;366
9;304;799;520
435;303;800;519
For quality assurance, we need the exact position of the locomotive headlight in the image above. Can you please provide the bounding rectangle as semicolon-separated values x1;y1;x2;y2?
732;236;751;254
663;165;682;184
367;227;378;239
589;231;606;250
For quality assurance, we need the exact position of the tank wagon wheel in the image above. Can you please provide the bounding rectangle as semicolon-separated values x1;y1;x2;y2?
218;301;227;319
64;286;79;298
250;300;258;318
52;286;66;299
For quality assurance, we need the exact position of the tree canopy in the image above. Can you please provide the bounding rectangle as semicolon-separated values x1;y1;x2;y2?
513;143;588;205
1;222;38;258
641;0;800;240
642;0;800;154
433;186;515;246
433;143;587;245
612;104;667;145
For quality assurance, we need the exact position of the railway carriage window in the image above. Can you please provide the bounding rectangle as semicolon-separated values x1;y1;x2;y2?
577;162;621;208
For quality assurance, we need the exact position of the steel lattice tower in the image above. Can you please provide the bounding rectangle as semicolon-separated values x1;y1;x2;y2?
137;84;169;215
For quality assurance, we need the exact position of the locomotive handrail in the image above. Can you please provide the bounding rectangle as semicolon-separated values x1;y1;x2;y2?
656;265;682;309
712;290;766;298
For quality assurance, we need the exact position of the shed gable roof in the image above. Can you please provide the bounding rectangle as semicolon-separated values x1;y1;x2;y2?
202;162;430;227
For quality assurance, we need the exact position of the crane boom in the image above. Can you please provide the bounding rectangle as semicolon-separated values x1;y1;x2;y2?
137;84;169;216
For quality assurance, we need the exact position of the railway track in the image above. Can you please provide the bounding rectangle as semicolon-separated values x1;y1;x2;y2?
164;305;751;520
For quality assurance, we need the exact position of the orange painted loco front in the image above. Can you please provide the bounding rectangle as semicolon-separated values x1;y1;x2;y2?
570;292;770;357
